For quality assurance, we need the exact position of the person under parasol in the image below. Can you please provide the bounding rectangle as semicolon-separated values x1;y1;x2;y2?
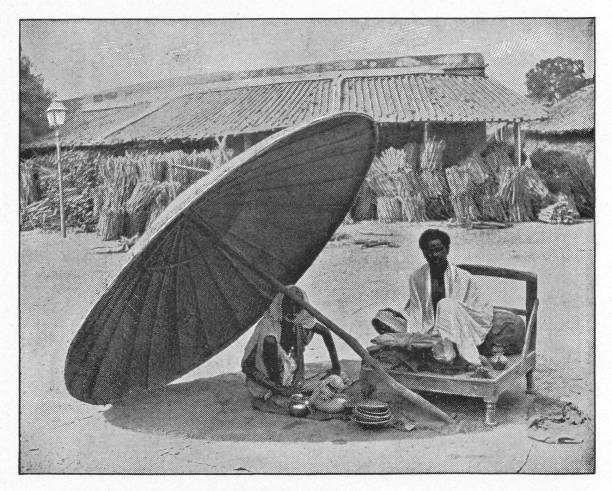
241;286;347;411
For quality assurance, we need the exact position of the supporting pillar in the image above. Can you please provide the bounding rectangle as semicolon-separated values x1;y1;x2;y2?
513;121;522;167
423;122;429;143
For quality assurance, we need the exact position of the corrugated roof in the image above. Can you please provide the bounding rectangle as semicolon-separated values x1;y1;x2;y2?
524;84;594;135
106;78;334;144
341;74;544;122
24;71;546;149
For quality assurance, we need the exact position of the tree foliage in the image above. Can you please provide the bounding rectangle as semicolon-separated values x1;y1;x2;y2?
20;53;54;143
526;57;588;106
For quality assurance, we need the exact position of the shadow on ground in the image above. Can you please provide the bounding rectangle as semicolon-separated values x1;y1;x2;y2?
104;360;567;443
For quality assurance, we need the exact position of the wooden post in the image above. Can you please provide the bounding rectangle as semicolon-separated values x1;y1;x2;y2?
513;121;522;167
55;129;66;238
423;122;429;144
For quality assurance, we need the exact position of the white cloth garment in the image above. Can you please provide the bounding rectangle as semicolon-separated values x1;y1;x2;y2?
241;287;316;387
404;263;493;365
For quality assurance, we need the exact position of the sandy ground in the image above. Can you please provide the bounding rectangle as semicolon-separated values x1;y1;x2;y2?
19;221;594;473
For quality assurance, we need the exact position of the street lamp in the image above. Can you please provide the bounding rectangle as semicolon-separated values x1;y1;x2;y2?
46;98;67;238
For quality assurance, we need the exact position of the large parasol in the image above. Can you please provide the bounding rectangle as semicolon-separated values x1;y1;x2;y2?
65;113;452;423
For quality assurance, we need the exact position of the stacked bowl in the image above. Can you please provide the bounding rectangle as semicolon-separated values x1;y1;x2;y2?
353;400;392;428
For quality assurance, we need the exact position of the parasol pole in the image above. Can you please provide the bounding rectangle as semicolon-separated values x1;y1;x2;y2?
216;241;454;424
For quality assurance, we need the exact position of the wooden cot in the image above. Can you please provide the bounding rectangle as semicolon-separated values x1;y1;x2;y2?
360;264;539;426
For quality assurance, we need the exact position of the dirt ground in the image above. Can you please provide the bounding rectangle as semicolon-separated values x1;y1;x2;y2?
19;220;594;473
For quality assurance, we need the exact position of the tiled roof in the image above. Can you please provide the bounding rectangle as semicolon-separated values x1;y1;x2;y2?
106;78;334;144
524;84;594;135
26;101;153;148
24;68;546;149
340;74;545;122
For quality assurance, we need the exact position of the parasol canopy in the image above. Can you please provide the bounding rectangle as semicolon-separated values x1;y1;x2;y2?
65;113;377;404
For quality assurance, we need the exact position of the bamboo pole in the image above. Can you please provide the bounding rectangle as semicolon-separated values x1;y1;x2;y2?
217;240;454;424
169;162;211;174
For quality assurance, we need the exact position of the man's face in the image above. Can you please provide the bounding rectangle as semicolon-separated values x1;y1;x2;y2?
282;296;303;321
422;238;449;266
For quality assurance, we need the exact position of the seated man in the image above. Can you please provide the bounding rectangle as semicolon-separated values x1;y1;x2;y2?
241;286;342;408
403;229;493;366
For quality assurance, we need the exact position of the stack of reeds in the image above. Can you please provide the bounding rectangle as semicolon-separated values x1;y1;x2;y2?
20;150;101;231
130;151;168;182
96;155;139;240
165;149;228;187
482;141;514;179
445;164;480;223
352;182;377;221
366;156;402;222
420;137;451;219
497;165;550;222
467;153;508;222
125;181;160;237
420;137;446;170
146;181;181;229
396;169;427;222
365;156;399;198
403;142;421;171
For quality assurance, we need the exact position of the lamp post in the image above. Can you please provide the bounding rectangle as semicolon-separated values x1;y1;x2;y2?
46;98;67;238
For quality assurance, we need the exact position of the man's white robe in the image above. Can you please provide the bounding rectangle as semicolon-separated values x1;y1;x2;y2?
404;262;493;365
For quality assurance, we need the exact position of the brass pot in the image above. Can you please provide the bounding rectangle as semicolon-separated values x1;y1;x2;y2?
288;401;311;417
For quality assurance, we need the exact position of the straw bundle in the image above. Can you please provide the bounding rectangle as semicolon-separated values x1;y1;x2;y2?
145;181;181;229
377;197;402;223
445;165;481;222
482;141;515;182
20;150;101;231
130;151;168;182
465;153;506;222
375;147;409;173
125;181;160;236
92;187;104;222
96;155;139;240
497;166;550;222
97;209;125;241
420;169;449;197
365;159;397;198
478;182;508;222
352;182;377;221
166;150;224;187
403;142;421;171
396;169;427;222
420;138;446;170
